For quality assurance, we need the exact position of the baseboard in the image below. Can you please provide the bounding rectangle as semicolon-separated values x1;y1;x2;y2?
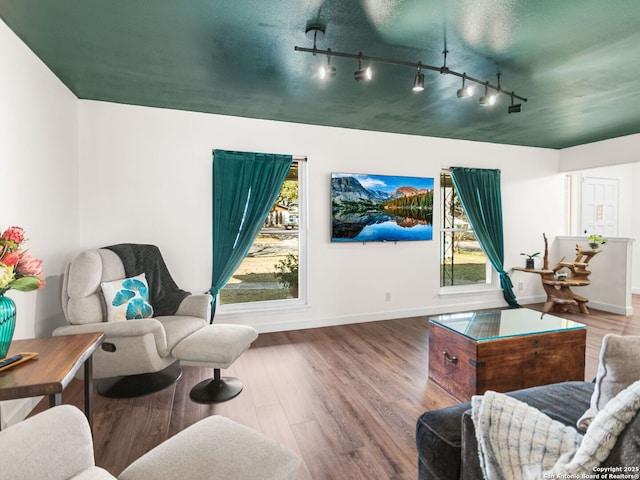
517;294;547;305
586;300;634;316
0;397;42;429
226;291;633;334
518;296;633;316
253;298;508;333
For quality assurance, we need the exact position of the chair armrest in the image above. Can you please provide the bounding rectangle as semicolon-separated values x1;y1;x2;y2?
175;294;212;320
0;405;104;480
54;318;168;353
119;415;300;480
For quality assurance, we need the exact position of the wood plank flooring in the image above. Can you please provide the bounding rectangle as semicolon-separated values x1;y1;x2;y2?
32;298;640;479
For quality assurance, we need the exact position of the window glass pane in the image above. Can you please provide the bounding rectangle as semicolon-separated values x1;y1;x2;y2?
219;162;300;305
440;230;488;286
440;172;489;287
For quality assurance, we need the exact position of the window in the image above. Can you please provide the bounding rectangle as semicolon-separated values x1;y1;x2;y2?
440;171;490;287
219;159;305;308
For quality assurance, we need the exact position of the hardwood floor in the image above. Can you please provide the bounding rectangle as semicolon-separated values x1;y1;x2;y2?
33;298;640;479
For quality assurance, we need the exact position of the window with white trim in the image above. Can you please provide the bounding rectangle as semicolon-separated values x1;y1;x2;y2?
219;158;305;308
440;171;491;287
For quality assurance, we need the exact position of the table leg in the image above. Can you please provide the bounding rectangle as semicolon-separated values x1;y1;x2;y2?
49;393;62;408
84;355;94;432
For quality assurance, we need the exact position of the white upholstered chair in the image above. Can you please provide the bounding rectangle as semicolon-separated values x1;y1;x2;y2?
54;245;253;398
0;405;301;480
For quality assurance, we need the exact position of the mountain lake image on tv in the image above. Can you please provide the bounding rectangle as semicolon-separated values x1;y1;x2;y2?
331;173;434;242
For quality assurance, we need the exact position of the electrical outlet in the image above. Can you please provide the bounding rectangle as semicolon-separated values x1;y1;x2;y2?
517;281;523;291
385;292;391;301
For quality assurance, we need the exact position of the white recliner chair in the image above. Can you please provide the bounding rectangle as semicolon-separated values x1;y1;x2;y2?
0;405;301;480
55;245;258;401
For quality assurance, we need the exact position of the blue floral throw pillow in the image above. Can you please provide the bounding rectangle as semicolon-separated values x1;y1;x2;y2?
101;273;154;322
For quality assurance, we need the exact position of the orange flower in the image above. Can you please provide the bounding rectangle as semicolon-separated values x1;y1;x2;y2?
0;251;22;267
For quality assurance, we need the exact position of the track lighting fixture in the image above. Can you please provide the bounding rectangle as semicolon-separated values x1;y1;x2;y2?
456;74;474;98
479;83;497;106
354;53;372;81
295;23;526;113
412;64;425;92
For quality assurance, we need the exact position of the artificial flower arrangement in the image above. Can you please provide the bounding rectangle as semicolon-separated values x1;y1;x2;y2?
0;226;45;295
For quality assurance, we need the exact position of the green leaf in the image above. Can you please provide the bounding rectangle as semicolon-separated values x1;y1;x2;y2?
11;276;41;291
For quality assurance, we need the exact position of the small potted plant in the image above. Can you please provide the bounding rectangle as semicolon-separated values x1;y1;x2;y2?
520;252;540;270
587;234;606;250
274;253;299;298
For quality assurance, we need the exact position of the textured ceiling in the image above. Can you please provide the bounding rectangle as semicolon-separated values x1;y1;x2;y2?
2;0;640;149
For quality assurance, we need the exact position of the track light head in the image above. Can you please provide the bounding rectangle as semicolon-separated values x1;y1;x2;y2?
354;66;372;81
457;84;475;98
479;84;496;106
354;55;372;81
456;75;474;98
318;64;336;79
318;49;336;80
508;103;522;114
412;72;425;92
508;93;521;113
479;94;496;106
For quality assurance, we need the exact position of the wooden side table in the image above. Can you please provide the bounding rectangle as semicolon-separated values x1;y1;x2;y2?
0;333;104;431
514;244;601;314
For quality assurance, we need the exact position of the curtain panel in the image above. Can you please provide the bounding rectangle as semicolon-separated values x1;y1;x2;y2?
449;167;520;308
210;149;293;320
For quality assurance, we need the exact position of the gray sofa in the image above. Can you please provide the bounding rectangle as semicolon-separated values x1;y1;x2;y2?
416;381;640;480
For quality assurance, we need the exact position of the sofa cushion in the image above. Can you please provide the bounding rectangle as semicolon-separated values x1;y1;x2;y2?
416;381;594;480
101;273;154;322
416;401;475;480
578;334;640;431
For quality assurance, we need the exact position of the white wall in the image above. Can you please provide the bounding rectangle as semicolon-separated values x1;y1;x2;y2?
560;133;640;172
0;19;79;426
560;151;640;293
554;236;634;315
77;101;563;331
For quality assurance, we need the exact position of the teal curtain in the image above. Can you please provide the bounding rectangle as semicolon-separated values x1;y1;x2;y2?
449;167;520;308
210;150;293;319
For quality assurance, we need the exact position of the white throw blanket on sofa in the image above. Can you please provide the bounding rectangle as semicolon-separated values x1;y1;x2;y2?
471;379;640;480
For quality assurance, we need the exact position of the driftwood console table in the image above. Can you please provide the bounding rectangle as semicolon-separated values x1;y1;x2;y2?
514;242;601;314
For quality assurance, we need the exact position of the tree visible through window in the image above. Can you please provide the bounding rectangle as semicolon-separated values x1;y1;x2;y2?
219;160;302;305
440;172;490;287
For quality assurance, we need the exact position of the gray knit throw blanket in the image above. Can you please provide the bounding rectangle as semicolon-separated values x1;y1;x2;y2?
471;379;640;480
104;243;190;316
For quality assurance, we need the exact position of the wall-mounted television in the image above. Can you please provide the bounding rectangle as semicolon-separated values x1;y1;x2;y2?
331;172;434;242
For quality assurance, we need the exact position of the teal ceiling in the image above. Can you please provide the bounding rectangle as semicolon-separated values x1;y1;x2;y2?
2;0;640;149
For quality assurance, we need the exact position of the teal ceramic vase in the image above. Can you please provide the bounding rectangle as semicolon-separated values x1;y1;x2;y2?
0;295;17;359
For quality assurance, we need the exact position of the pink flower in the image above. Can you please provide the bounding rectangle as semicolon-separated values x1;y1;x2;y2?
16;252;43;277
1;226;25;245
0;251;22;267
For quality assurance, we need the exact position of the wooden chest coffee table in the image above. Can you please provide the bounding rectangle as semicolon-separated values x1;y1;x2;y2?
428;308;586;402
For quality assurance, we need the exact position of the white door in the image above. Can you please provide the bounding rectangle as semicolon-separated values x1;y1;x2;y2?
580;177;619;236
